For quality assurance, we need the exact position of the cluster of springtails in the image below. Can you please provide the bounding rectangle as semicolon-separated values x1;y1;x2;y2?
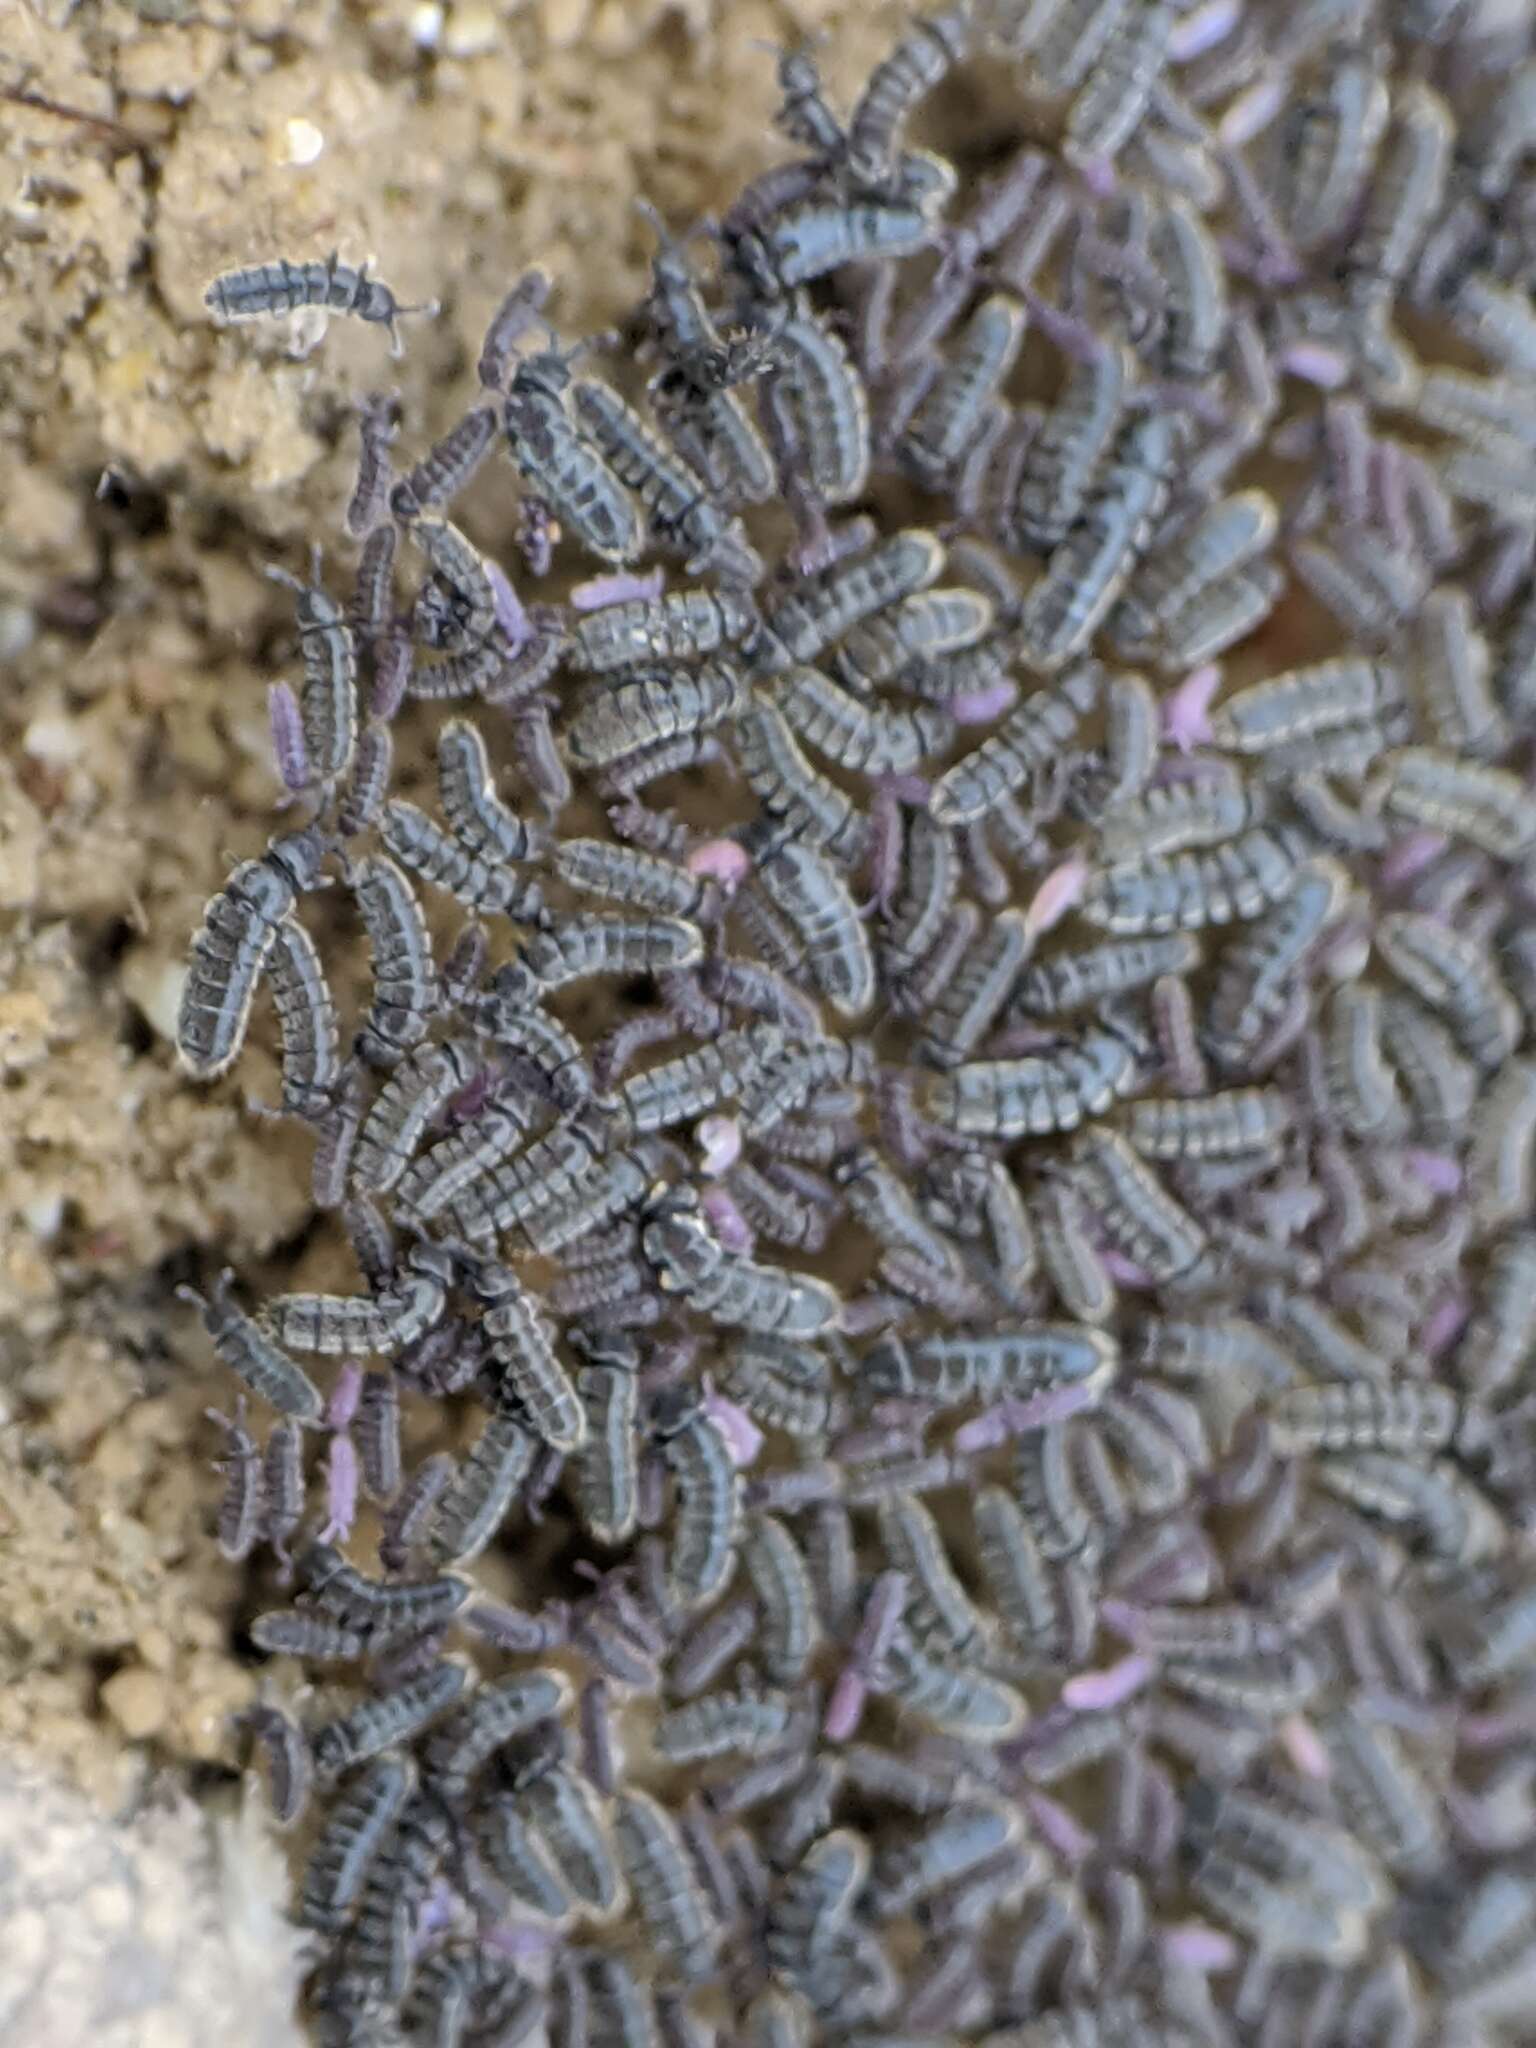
183;3;1536;2043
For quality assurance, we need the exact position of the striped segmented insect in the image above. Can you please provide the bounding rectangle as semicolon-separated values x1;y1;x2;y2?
1376;910;1520;1068
1203;858;1346;1068
572;377;760;581
1123;1087;1289;1160
1111;490;1276;653
917;907;1031;1069
475;265;552;391
1095;766;1264;866
1267;1379;1466;1459
554;838;714;921
344;391;398;539
262;917;341;1117
301;1541;468;1638
656;1688;797;1767
1347;79;1453;305
1414;364;1536;455
767;310;871;504
523;913;705;992
426;1406;538;1565
833;586;995;691
1010;340;1127;554
1459;1231;1536;1395
1321;982;1404;1139
1274;1295;1392;1386
391;1094;532;1229
390;406;498;524
972;1482;1065;1659
1370;749;1535;860
1318;1705;1444;1877
1080;825;1304;935
844;3;970;187
423;1668;571;1797
1031;1177;1117;1325
613;1028;781;1137
1011;931;1199;1017
774;666;954;778
354;1368;401;1504
567;589;758;675
873;1800;1017;1919
1091;667;1160;811
648;356;777;517
261;1243;452;1357
351;527;399;657
265;563;358;785
643;1187;842;1336
350;1037;479;1195
1276;40;1391;250
343;1793;453;2001
580;1953;663;2048
1062;0;1178;168
474;1261;586;1452
614;1789;721;1981
565;659;747;769
1291;531;1428;647
1411;586;1507;759
654;1383;741;1609
1019;409;1180;671
335;723;394;844
1149;191;1228;382
881;1627;1027;1738
404;513;499;648
177;827;327;1078
1468;1057;1536;1231
410;1105;609;1247
207;1399;264;1562
1070;1124;1208;1282
571;1331;641;1547
837;1141;964;1277
310;1661;467;1781
239;1700;312;1829
725;198;932;301
753;528;945;674
518;1760;625;1917
476;1791;571;1919
752;840;874;1018
923;1024;1139;1138
765;1826;869;1998
733;696;871;864
929;664;1101;826
864;1321;1118;1407
900;294;1029;486
724;1332;836;1438
1011;1417;1095;1564
1209;658;1400;755
204;253;433;353
742;1512;821;1681
876;1491;987;1656
299;1752;416;1930
351;853;438;1065
771;39;845;154
435;717;543;865
501;347;645;565
380;799;543;918
1378;993;1477;1140
1156;561;1284;673
879;808;960;990
180;1271;323;1423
